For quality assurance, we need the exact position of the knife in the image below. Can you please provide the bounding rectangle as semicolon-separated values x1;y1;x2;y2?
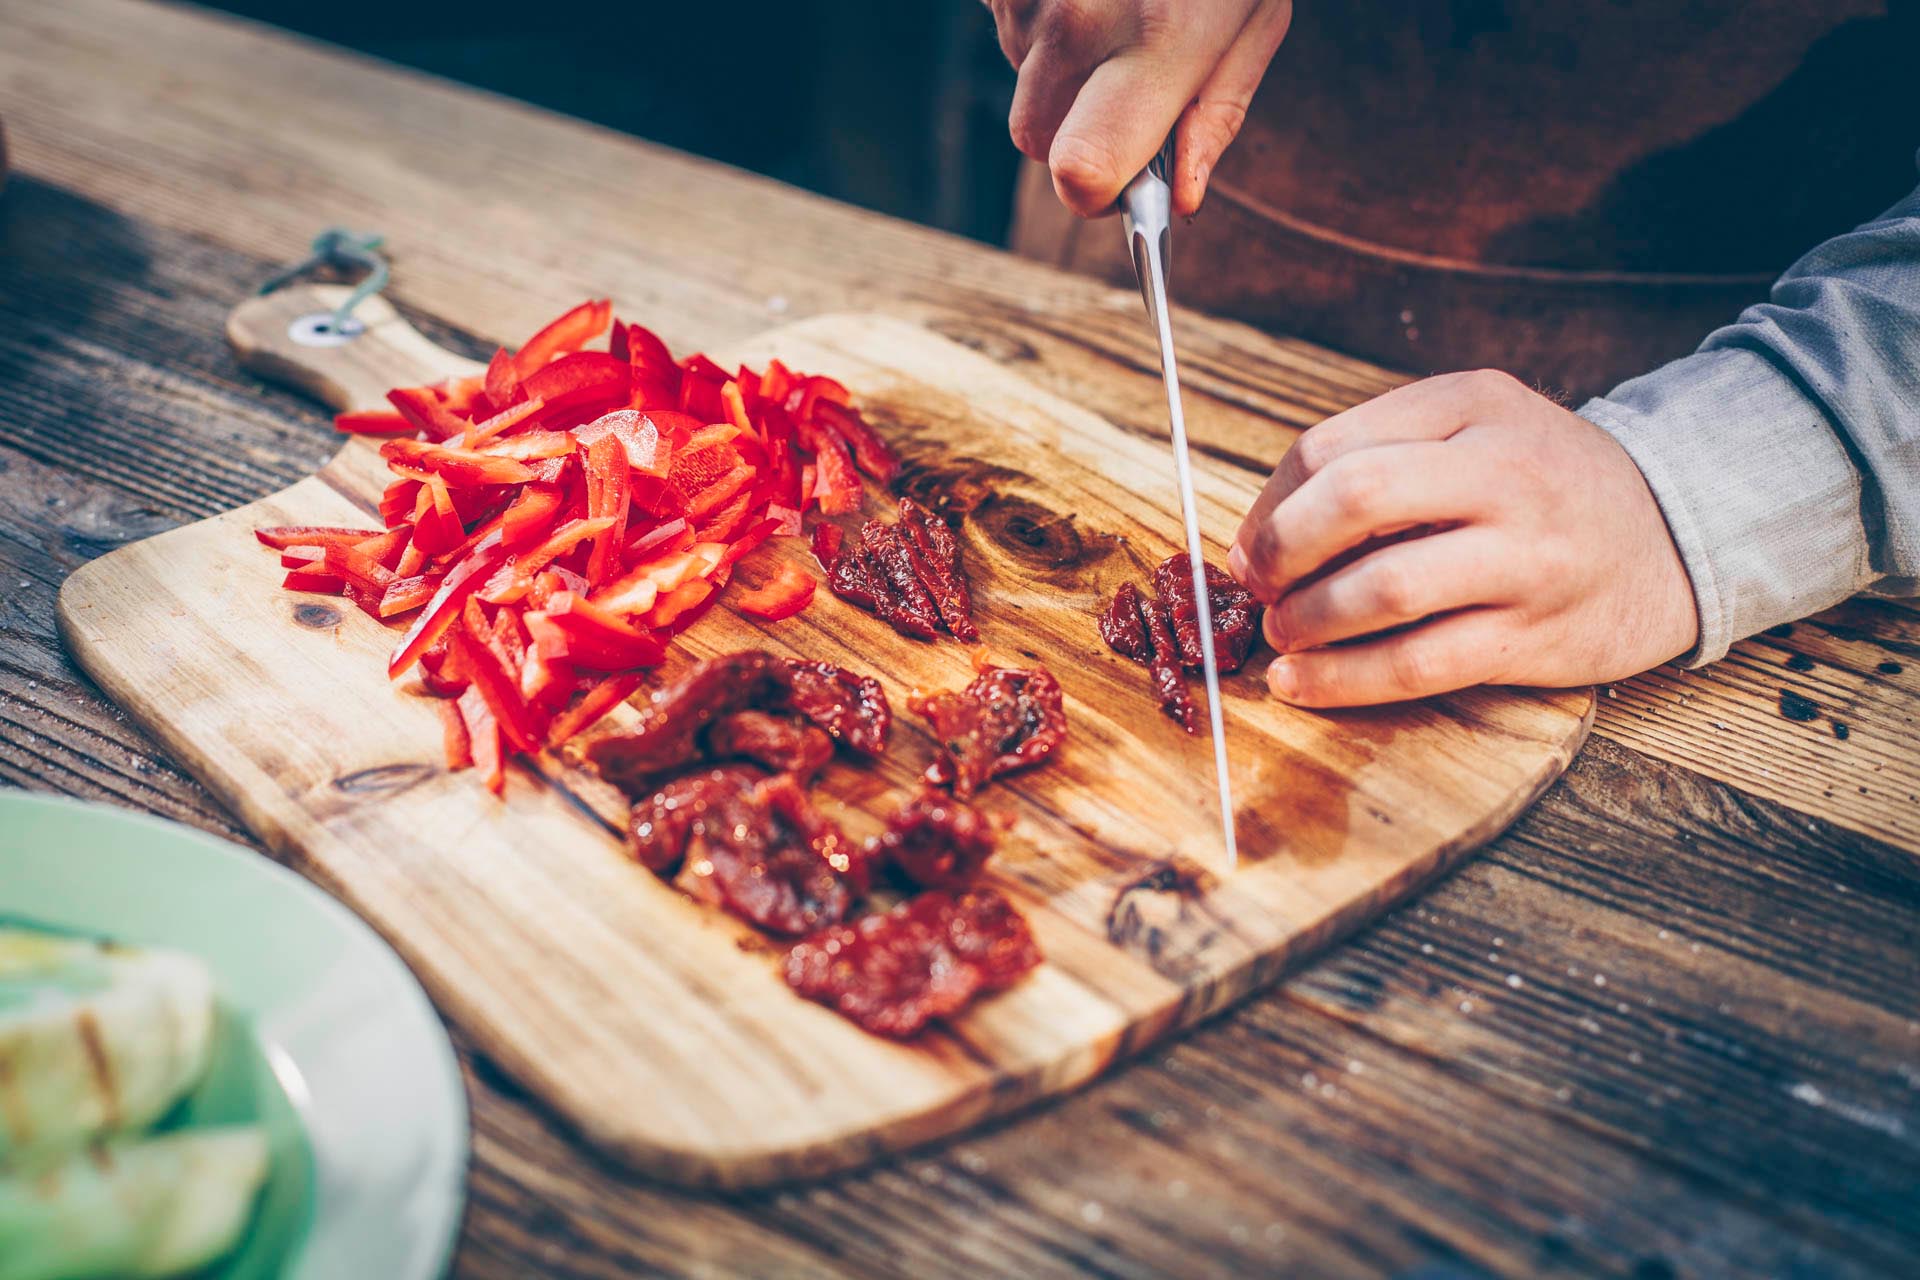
1120;138;1239;871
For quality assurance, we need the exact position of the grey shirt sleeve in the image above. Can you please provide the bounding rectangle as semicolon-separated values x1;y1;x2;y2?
1578;157;1920;666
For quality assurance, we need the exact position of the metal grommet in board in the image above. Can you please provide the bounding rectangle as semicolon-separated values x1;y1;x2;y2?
287;311;367;347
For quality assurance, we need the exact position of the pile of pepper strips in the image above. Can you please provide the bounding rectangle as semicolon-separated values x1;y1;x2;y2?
255;300;900;793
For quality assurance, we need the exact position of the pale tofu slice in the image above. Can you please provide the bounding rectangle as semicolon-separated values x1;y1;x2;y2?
0;1125;270;1280
0;930;215;1159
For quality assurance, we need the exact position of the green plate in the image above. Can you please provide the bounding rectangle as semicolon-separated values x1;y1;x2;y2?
0;792;467;1279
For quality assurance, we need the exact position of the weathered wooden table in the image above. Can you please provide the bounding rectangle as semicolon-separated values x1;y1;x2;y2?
3;4;1915;1276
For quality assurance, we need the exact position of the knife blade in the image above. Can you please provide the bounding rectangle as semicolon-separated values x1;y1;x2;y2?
1120;139;1238;871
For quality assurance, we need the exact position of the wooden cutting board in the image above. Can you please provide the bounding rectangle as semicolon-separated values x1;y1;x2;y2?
57;285;1593;1188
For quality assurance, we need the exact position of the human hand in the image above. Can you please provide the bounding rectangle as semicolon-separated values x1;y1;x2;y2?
984;0;1292;217
1227;371;1701;707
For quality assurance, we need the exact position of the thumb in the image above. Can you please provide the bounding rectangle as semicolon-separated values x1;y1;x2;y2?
1047;51;1198;218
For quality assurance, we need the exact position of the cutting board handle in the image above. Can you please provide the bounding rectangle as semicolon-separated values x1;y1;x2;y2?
228;284;482;415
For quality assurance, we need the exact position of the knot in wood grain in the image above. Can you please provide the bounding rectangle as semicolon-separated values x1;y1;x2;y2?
333;762;438;795
292;602;342;629
976;495;1116;574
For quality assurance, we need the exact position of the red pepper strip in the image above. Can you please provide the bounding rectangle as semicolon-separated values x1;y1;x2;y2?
626;473;687;518
682;423;743;451
608;319;629;362
282;567;345;593
395;537;429;577
625;515;692;561
765;504;803;537
554;672;632;737
574;410;668;475
587;539;722;614
353;525;412;570
489;605;531;679
323;541;397;593
389;532;508;678
379;477;421;525
377;573;437;617
520;351;629;415
796;418;862;516
798;463;816;514
255;525;385;550
387;386;469;441
644;579;714;629
279;548;324;569
685;462;756;521
457;685;505;795
420;633;468;696
334;409;414;436
464;395;547;448
718;517;783;571
448;625;542;754
814;399;900;483
721;379;754;437
436;697;472;771
381;438;536;488
477;515;617;604
754;404;800;507
760;358;795;404
624;321;674;374
484;348;519;411
545;672;644;747
733;562;816;621
519;638;573;711
784;373;852;423
682;353;732;385
809;521;844;568
512;299;611;379
438;374;489;416
696;489;759;546
679;371;727;420
408;476;460;557
476;430;575;461
528;595;667;669
496;483;566;549
582;434;631;587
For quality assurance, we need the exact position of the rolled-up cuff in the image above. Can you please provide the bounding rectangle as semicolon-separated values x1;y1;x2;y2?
1579;346;1870;665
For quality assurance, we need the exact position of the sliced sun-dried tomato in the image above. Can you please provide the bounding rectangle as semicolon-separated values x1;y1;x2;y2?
870;789;1001;890
780;659;891;757
918;665;1067;798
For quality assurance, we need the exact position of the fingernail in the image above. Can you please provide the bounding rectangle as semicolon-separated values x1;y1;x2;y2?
1263;608;1289;652
1227;543;1248;583
1268;657;1298;700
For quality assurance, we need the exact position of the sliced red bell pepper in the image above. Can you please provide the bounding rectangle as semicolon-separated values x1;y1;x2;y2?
420;632;469;697
334;409;414;436
323;541;397;594
527;593;667;669
437;373;489;416
457;685;506;795
764;504;803;537
733;562;816;621
695;489;758;545
623;321;674;374
794;417;862;515
625;516;692;561
389;532;509;678
437;697;472;771
814;399;899;483
512;298;612;379
448;625;542;754
718;516;783;571
478;515;617;604
545;672;644;746
484;347;520;410
497;483;566;549
387;386;469;441
644;579;714;629
574;409;668;475
809;521;844;568
784;372;852;423
685;462;756;522
476;430;575;461
255;525;385;551
759;358;795;405
582;434;631;586
381;438;537;488
464;395;547;447
282;567;345;593
626;473;688;518
721;379;754;437
519;638;574;712
520;351;629;414
378;574;437;617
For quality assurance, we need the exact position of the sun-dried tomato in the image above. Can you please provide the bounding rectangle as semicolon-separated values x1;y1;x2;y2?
871;789;1001;889
1152;554;1261;673
857;521;943;640
1141;595;1197;733
783;887;1040;1038
689;773;854;936
706;709;833;780
584;651;791;791
781;659;891;757
1097;581;1151;663
626;763;766;875
917;665;1067;798
896;498;978;642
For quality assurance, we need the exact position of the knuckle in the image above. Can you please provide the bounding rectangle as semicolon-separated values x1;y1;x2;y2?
1040;0;1101;47
1460;367;1526;409
1386;639;1445;694
1322;456;1383;522
1288;427;1338;479
1366;557;1421;620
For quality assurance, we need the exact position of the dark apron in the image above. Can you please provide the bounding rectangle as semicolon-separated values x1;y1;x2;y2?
1023;1;1918;400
